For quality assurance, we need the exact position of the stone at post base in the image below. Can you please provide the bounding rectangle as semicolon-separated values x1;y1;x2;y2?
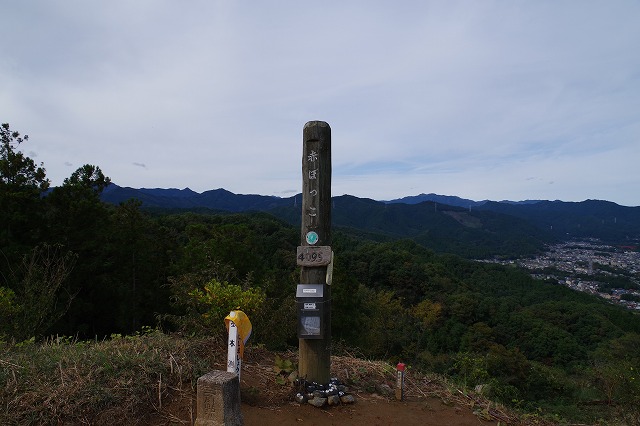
195;370;243;426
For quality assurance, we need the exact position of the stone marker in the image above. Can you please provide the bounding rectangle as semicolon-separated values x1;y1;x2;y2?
195;370;243;426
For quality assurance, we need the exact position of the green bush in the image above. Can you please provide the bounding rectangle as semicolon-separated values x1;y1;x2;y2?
451;352;489;389
0;287;18;341
167;275;265;336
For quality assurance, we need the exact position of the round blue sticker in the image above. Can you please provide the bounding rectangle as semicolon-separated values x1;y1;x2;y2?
305;231;319;245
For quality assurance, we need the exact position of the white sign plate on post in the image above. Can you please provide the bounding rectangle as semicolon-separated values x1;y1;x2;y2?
296;246;332;266
227;321;241;379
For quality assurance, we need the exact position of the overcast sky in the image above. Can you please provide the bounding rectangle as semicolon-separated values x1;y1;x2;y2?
2;1;639;206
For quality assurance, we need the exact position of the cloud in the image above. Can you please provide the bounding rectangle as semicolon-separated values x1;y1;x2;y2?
275;189;298;195
1;1;639;206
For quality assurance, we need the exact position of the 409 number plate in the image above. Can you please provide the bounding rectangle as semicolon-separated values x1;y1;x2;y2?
296;246;331;266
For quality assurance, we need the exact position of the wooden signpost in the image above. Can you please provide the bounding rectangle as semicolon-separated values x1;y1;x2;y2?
298;121;332;384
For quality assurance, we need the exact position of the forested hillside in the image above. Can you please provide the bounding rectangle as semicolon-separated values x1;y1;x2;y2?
104;185;556;258
2;123;640;424
102;184;640;254
476;199;640;242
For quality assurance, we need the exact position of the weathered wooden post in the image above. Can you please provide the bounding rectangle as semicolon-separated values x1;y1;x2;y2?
297;121;332;384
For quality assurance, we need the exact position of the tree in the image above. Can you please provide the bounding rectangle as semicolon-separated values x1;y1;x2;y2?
0;123;49;283
44;165;114;336
9;244;77;341
0;286;18;341
62;164;111;195
45;164;111;245
108;199;173;333
0;123;48;191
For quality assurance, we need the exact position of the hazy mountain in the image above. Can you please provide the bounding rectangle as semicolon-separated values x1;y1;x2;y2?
475;199;640;241
385;193;545;207
100;184;640;256
101;184;293;211
385;193;483;207
327;195;553;257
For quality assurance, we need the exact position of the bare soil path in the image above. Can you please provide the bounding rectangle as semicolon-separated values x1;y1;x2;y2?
150;348;533;425
243;394;499;426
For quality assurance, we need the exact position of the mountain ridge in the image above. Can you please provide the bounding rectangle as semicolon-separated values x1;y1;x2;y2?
102;184;293;212
100;184;640;258
104;184;635;208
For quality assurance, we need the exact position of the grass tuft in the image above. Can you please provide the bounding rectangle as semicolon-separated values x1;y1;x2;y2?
0;331;223;425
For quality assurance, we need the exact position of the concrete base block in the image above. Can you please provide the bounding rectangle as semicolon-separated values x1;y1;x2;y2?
195;370;243;426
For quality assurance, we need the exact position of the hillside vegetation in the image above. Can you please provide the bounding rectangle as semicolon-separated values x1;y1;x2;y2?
2;122;640;425
476;200;640;242
102;183;640;255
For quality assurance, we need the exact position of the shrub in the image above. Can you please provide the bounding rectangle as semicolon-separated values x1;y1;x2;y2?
168;276;265;336
0;287;18;341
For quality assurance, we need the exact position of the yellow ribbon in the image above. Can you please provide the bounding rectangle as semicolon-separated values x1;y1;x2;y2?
224;310;252;357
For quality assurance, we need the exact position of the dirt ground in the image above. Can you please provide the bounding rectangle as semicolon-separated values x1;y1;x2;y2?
242;393;499;426
240;357;500;426
157;377;500;426
151;349;511;425
240;365;497;426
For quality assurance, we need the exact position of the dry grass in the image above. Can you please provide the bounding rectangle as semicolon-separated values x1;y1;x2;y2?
0;332;224;425
0;334;575;425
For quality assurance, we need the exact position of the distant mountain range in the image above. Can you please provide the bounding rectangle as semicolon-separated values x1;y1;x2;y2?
101;184;640;257
101;185;289;212
385;193;544;207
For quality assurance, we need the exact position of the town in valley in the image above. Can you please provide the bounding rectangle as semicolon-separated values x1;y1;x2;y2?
483;239;640;310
